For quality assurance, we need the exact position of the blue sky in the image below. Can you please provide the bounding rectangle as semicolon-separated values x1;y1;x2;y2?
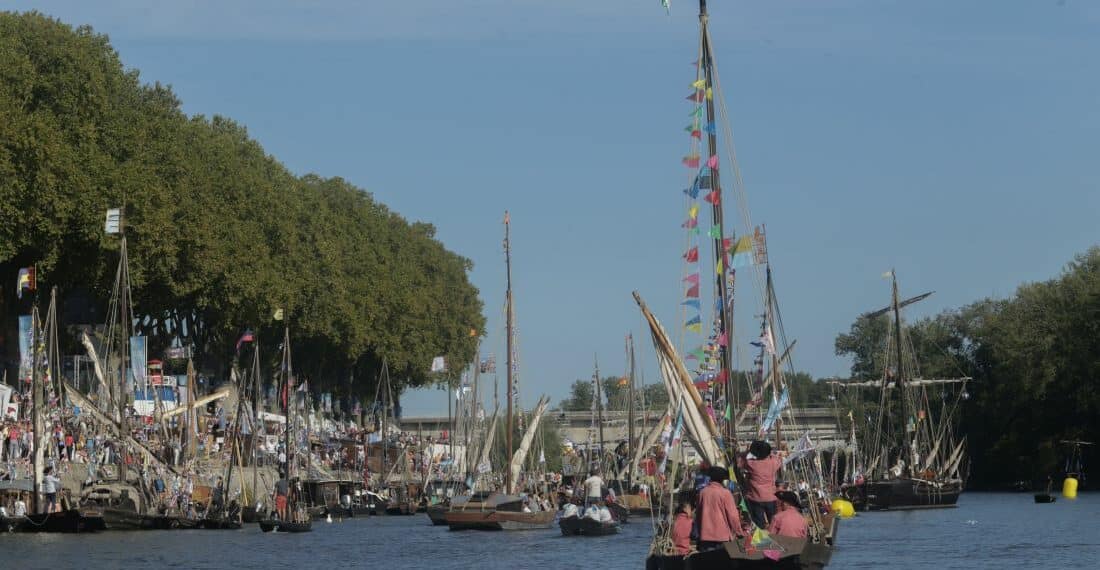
24;1;1100;414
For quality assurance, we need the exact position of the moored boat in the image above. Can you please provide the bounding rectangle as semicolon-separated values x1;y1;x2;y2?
559;514;620;536
258;518;313;533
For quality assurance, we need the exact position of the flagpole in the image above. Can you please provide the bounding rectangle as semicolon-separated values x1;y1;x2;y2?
503;211;514;495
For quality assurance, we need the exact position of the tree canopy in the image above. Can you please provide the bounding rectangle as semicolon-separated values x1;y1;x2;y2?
0;12;484;401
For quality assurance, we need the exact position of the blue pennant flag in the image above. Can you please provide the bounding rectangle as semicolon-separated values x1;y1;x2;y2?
682;299;701;310
703;122;716;135
684;176;701;199
685;315;701;326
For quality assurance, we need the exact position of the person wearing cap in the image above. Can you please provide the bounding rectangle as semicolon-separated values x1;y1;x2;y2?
740;440;782;528
697;466;745;550
768;490;808;538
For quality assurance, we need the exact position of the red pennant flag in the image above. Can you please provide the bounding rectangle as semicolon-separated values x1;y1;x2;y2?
694;380;710;390
683;247;699;262
683;273;700;284
686;91;704;103
718;332;728;347
682;155;700;168
723;237;733;251
691;129;702;139
685;284;700;298
682;218;698;229
716;369;729;384
704;190;721;205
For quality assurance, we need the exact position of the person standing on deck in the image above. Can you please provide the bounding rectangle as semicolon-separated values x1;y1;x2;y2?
768;491;808;538
43;467;62;513
274;473;289;520
583;467;605;507
740;440;782;528
697;466;745;551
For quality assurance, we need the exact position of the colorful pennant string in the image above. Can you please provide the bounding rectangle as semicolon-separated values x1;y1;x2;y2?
691;79;706;89
682;299;701;310
683;246;699;262
682;218;698;229
708;226;721;239
685;284;700;298
682;155;700;168
683;272;700;284
704;190;721;205
730;235;754;268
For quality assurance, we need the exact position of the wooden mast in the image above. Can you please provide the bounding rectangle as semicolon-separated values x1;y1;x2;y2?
251;334;260;508
283;325;293;517
594;356;605;474
697;0;736;455
626;334;636;488
30;305;42;513
117;233;132;483
890;271;910;477
504;210;514;494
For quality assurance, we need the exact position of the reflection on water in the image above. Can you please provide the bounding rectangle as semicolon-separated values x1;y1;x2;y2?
4;494;1098;569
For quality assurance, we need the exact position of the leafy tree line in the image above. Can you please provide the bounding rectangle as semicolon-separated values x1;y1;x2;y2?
835;247;1100;488
0;12;484;404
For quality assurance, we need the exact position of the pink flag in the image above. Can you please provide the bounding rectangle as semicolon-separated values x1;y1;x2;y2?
683;247;699;262
683;273;700;284
686;92;704;103
707;155;718;169
685;284;700;298
682;218;698;229
682;155;700;168
717;332;728;346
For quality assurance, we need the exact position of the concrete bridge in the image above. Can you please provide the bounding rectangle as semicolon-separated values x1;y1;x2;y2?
399;407;843;447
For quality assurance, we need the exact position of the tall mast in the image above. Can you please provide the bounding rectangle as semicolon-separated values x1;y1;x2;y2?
626;334;636;487
697;0;734;454
381;360;389;483
30;305;42;514
252;335;261;506
890;271;909;476
504;210;514;494
594;356;605;472
117;234;132;483
283;326;292;496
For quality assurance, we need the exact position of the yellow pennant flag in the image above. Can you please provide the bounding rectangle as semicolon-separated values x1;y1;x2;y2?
717;258;724;275
691;79;706;89
689;204;699;219
706;87;713;100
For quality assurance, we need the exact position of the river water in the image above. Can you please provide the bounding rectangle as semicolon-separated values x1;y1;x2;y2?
5;493;1098;569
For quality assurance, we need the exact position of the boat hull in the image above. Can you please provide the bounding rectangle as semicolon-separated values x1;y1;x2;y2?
444;509;555;531
426;505;449;526
559;515;620;536
2;509;106;533
857;478;962;511
646;535;833;570
1034;493;1056;504
258;519;313;533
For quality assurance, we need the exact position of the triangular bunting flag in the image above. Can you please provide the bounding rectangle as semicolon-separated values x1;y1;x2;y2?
689;204;699;219
682;218;698;229
682;155;700;168
704;122;716;134
686;322;702;333
708;225;721;239
717;332;728;346
689;107;702;118
683;272;700;284
683;246;699;262
691;129;701;139
704;190;720;205
706;87;713;100
682;299;701;310
691;79;706;89
686;91;704;103
685;284;700;298
731;235;754;268
707;155;719;169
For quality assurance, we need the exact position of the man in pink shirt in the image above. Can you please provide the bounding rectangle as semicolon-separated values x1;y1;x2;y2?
741;440;782;528
696;466;745;551
768;491;808;538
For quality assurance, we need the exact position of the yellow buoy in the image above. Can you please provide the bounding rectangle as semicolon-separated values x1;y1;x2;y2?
1062;477;1078;499
831;498;856;518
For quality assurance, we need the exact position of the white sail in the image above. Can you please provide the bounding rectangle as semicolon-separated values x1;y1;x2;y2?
474;406;500;488
634;292;722;467
508;395;549;493
80;330;116;418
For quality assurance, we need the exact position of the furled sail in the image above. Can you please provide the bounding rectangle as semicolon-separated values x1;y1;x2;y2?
633;291;722;467
508;396;549;492
622;408;670;481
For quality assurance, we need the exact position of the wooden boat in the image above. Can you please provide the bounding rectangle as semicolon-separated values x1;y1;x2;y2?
646;533;835;570
426;504;449;525
559;515;620;536
859;477;962;511
444;492;555;531
258;518;313;533
2;508;107;533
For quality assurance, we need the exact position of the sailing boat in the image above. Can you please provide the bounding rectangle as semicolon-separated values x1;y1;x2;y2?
444;212;554;531
258;326;312;532
3;287;106;533
636;1;837;567
835;272;969;511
